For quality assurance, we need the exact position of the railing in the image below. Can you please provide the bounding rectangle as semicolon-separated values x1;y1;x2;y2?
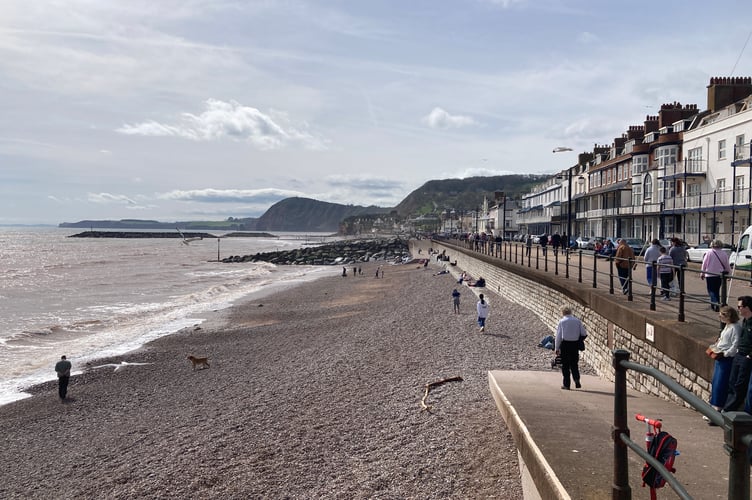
440;238;752;323
612;349;752;499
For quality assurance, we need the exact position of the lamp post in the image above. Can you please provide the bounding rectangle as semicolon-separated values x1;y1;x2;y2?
553;147;577;242
501;192;507;241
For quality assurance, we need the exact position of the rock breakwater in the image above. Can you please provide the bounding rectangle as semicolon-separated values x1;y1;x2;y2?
221;237;410;265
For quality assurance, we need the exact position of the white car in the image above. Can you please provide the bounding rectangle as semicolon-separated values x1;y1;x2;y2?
575;237;591;249
686;242;733;262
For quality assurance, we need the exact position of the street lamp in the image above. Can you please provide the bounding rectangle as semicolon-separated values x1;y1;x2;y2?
553;148;578;242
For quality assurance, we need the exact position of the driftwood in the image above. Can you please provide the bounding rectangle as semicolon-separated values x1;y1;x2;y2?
420;376;464;412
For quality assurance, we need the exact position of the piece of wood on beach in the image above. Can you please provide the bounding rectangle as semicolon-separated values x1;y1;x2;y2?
420;375;464;412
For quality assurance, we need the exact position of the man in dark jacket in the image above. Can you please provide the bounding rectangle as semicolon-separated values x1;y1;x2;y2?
55;355;72;400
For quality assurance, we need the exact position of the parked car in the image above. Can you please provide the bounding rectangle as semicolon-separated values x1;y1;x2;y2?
575;236;591;249
615;238;646;256
532;234;547;244
687;241;734;263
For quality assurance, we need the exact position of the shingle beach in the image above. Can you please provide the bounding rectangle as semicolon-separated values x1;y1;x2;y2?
0;244;570;499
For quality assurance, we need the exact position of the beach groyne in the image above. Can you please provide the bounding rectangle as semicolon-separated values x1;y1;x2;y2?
221;237;410;265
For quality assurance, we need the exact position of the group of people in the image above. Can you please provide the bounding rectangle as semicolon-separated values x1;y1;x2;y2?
706;296;752;424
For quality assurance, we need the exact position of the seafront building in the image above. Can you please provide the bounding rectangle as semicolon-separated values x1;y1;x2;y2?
501;77;752;246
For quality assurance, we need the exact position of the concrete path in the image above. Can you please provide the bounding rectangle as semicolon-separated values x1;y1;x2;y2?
489;370;730;500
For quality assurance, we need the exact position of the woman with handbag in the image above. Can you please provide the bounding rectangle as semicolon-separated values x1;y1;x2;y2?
700;239;732;312
706;305;741;420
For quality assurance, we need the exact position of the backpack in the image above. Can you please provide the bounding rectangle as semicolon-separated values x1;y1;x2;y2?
641;430;678;490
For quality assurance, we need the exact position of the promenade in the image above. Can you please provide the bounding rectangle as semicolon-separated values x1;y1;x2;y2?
423;238;750;499
454;240;750;334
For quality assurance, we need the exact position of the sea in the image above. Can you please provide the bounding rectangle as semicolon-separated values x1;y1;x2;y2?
0;227;336;406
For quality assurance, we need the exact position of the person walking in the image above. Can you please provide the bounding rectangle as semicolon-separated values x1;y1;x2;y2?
551;233;561;256
554;306;587;390
55;355;72;400
476;293;489;332
657;246;674;301
525;235;532;257
452;288;461;314
723;296;752;412
701;239;732;312
615;239;636;295
705;306;740;421
539;234;548;256
669;237;688;292
643;239;661;287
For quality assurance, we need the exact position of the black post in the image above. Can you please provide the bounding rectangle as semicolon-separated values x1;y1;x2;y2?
608;256;614;294
592;251;597;288
650;262;657;311
578;250;583;283
612;349;631;500
627;258;634;301
566;170;573;241
678;266;686;322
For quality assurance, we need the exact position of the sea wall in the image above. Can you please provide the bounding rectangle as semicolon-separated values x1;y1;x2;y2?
222;237;410;265
425;240;714;406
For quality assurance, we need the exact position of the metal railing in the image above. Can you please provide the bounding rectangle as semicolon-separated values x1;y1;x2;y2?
612;349;752;499
442;238;752;324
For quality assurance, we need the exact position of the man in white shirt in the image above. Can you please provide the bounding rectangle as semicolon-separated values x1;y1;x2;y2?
554;306;587;390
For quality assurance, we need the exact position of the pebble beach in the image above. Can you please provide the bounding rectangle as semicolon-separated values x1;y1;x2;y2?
0;251;571;499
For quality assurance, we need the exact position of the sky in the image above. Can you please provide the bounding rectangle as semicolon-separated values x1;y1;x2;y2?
1;0;751;225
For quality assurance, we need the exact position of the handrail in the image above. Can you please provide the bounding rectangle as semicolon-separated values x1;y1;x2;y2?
612;349;752;500
439;238;748;324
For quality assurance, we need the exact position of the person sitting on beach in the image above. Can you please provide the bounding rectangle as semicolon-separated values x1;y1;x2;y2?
458;271;467;284
468;276;485;287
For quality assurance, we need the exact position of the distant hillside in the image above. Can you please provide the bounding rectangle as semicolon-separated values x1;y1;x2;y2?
254;197;390;232
394;174;549;216
59;175;552;232
59;218;258;231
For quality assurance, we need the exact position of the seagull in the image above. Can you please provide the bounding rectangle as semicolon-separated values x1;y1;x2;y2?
552;147;574;153
176;227;203;245
89;361;152;372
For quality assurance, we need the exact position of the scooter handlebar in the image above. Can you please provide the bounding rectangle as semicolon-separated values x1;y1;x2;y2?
635;413;663;429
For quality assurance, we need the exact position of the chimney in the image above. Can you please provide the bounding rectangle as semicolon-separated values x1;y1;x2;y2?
644;115;659;134
626;125;644;141
707;77;752;113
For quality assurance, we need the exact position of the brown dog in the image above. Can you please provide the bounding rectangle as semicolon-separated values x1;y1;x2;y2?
187;355;210;371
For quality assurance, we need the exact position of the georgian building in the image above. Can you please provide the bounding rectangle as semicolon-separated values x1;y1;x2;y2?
517;77;752;246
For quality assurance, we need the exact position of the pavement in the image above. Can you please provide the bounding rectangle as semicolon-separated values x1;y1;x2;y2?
489;370;732;500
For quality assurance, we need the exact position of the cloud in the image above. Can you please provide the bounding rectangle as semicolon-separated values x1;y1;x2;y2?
87;192;138;205
422;107;477;129
157;188;305;205
117;99;327;150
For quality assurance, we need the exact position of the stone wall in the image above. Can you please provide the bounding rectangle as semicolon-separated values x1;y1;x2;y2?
424;240;713;406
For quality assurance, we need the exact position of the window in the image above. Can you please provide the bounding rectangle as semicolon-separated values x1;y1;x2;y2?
717;178;726;191
687;147;703;173
687;217;698;236
687;183;701;196
736;135;746;160
633;155;648;174
665;216;675;233
656;146;677;169
632;184;642;206
643;174;653;201
719;139;727;160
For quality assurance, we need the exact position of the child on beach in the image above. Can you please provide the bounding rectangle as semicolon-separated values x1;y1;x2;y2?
476;294;489;332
